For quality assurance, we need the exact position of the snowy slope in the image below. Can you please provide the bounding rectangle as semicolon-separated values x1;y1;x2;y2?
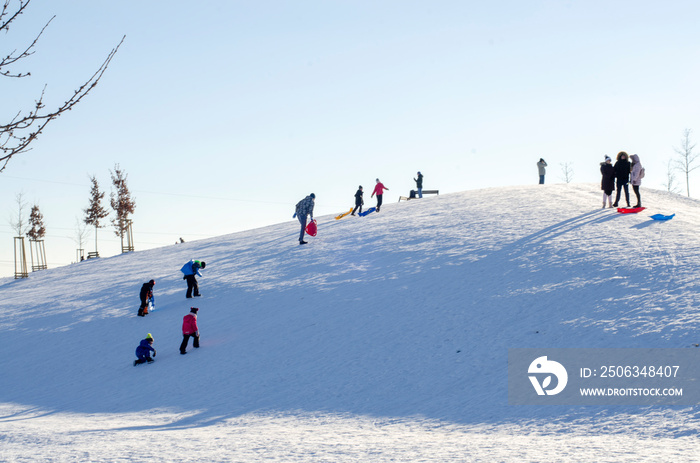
2;184;700;462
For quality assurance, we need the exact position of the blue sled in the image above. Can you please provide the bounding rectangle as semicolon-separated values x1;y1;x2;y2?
358;207;377;217
650;213;675;221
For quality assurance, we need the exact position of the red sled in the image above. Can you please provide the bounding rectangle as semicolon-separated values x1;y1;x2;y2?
305;219;318;237
617;207;646;214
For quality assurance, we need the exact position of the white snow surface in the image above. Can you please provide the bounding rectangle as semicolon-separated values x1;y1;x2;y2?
2;184;700;462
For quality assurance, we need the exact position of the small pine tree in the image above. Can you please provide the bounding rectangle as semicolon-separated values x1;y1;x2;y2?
109;164;136;239
83;175;109;254
27;205;46;240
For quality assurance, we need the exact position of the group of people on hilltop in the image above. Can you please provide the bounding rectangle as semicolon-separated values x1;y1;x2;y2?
133;258;206;366
600;151;644;208
537;154;645;209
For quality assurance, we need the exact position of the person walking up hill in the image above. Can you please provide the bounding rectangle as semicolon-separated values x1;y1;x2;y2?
180;260;205;298
137;279;155;317
294;193;315;244
352;186;363;216
180;307;200;355
371;179;389;212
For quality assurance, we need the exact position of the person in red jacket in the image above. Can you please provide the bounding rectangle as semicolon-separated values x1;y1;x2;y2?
371;178;389;212
180;307;200;355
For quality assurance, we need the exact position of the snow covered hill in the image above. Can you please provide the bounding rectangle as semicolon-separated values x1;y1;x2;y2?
2;184;700;462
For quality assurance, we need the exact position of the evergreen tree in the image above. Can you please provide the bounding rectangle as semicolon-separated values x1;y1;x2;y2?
27;205;46;240
109;164;136;240
83;175;109;254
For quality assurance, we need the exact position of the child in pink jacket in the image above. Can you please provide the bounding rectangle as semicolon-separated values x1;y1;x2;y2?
371;178;389;212
180;307;200;355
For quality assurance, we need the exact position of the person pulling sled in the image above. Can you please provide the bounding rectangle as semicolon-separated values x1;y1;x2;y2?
293;193;315;245
352;186;364;216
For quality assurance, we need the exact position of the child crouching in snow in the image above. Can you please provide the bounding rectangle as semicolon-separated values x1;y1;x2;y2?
134;333;156;366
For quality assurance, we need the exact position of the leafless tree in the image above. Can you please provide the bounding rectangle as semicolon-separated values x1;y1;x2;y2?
8;191;28;236
27;203;45;240
71;216;90;260
662;159;681;194
110;163;136;239
83;175;109;254
0;0;124;172
559;162;574;184
673;128;699;197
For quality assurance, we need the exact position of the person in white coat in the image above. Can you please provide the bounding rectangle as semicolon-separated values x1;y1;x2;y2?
630;154;644;208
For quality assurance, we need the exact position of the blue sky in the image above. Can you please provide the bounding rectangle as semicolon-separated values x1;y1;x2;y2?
2;0;699;276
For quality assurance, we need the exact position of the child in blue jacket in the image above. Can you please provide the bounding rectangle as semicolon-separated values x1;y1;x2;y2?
180;259;206;298
134;333;156;366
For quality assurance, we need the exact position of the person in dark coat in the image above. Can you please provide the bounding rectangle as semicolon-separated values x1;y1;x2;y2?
414;172;423;198
600;155;615;208
134;333;156;366
137;279;155;317
351;186;364;216
294;193;315;245
612;151;631;207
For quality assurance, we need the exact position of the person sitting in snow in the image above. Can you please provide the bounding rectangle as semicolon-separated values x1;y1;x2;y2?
294;193;315;245
134;333;156;366
137;279;155;317
180;259;205;298
180;307;200;355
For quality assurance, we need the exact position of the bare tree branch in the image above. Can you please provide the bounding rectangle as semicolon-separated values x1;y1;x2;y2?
0;0;125;172
0;14;54;77
0;0;30;32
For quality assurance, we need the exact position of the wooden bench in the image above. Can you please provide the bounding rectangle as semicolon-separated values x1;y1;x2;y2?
87;251;100;259
398;190;439;202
